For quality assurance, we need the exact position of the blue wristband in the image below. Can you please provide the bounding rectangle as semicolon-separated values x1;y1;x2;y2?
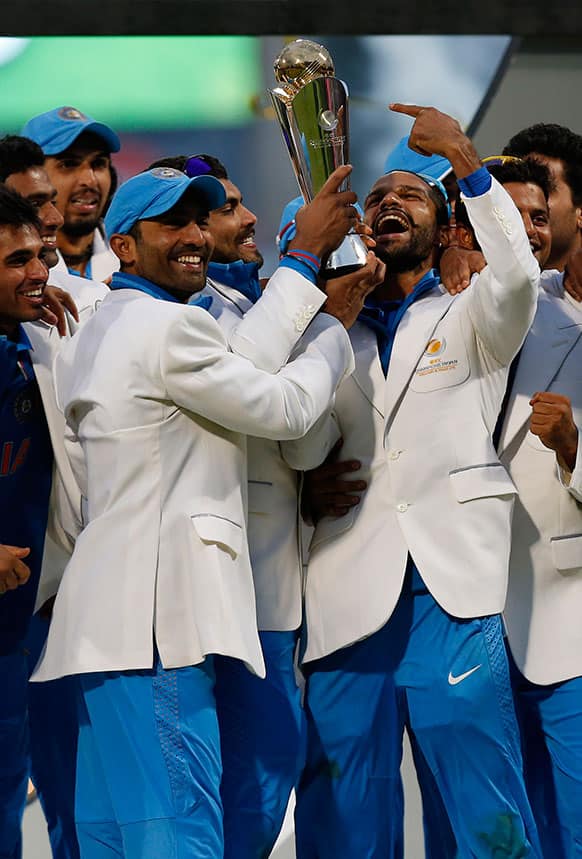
280;255;319;285
457;166;492;198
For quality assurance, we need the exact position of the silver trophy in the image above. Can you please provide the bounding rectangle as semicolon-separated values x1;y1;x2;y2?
270;39;368;279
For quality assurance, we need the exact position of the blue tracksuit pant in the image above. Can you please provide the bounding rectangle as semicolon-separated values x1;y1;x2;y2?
74;656;222;859
0;649;28;859
509;652;582;859
295;566;541;858
214;630;306;858
26;613;80;859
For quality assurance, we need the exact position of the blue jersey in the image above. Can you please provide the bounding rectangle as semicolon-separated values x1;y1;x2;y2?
0;326;53;654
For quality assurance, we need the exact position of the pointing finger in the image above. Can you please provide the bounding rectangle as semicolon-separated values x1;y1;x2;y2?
389;103;425;117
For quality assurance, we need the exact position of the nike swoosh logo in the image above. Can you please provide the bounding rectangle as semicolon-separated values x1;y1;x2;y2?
448;664;482;685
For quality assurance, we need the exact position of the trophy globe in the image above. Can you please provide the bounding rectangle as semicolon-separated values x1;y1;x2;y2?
274;39;335;96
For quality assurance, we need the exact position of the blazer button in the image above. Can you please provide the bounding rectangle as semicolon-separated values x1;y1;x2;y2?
388;449;401;461
396;501;409;513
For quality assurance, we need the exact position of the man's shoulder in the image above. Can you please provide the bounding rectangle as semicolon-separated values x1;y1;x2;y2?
49;269;109;305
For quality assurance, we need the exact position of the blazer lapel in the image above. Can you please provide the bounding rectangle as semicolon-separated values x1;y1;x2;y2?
499;293;582;453
384;289;455;428
349;323;387;418
25;321;61;413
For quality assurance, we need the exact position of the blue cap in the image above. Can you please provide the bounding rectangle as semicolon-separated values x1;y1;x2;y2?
104;167;227;238
277;195;365;255
384;135;452;183
384;169;451;219
22;106;121;156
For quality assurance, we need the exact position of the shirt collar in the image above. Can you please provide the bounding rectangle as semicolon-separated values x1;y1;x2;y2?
109;271;183;304
363;268;440;313
0;324;33;353
207;260;262;304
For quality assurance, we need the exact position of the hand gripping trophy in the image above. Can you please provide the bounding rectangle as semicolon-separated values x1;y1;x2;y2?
270;38;368;278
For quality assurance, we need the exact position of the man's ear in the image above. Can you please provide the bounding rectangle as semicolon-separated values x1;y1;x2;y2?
454;224;476;250
437;224;454;249
576;205;582;231
110;233;137;267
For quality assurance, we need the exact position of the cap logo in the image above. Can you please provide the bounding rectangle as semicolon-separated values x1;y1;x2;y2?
58;106;86;121
150;167;183;180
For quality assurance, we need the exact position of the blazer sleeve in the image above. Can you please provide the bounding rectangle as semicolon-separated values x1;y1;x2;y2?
280;408;342;471
228;267;327;373
159;306;354;441
463;176;540;366
557;433;582;501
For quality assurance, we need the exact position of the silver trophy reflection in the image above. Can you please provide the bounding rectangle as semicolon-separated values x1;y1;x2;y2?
270;39;368;278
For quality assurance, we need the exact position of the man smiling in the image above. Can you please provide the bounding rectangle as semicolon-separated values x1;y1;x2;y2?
31;164;371;858
0;186;52;859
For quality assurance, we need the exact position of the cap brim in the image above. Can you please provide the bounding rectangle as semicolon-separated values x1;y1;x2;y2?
82;121;121;153
142;174;226;222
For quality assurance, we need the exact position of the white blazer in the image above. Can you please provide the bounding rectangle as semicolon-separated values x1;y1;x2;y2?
500;275;582;685
32;276;353;682
25;272;108;608
284;178;540;663
203;276;303;631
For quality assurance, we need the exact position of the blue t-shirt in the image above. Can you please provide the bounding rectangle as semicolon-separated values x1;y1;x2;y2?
0;326;53;654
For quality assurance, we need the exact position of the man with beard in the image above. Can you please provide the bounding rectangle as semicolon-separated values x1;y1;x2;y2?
22;106;120;282
145;152;383;857
283;104;542;857
0;134;109;859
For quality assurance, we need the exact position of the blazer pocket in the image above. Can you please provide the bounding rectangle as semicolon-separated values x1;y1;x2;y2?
310;507;357;551
449;463;517;503
248;480;272;517
190;514;243;560
551;534;582;572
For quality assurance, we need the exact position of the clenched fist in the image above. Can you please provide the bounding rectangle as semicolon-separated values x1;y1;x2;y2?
530;391;579;472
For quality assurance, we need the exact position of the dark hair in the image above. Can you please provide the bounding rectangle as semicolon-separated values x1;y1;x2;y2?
455;158;551;233
427;185;450;227
503;123;582;206
147;153;228;180
0;184;41;232
487;158;551;201
0;135;45;183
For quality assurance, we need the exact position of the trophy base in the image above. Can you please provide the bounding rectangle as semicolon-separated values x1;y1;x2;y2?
323;231;369;280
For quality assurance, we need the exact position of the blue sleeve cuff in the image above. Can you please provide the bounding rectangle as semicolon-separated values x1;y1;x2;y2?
457;166;492;198
279;256;318;286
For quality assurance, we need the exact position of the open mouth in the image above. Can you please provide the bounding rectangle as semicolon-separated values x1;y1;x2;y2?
70;193;100;214
41;234;58;248
374;211;411;238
